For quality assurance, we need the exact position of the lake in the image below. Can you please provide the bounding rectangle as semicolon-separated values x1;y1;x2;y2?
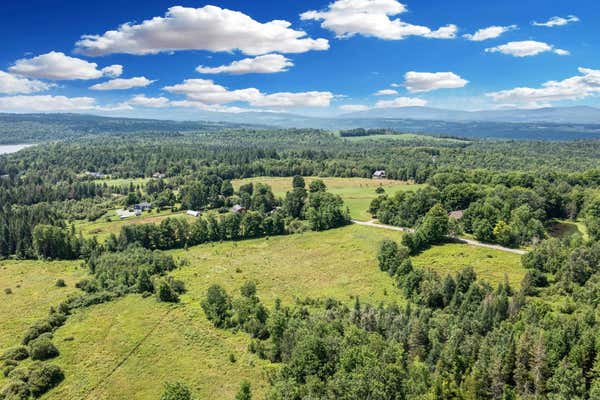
0;144;32;155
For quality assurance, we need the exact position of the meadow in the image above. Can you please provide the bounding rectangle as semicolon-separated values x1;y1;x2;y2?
0;224;526;399
340;133;470;145
74;209;196;241
232;176;423;221
0;260;86;388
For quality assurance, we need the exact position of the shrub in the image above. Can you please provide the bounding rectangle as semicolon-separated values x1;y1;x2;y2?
165;276;186;294
27;362;64;398
202;284;232;328
75;279;98;293
160;381;193;400
29;338;59;361
0;379;29;400
47;312;67;329
55;279;66;288
3;366;14;378
7;367;30;382
156;280;179;303
22;321;53;345
0;346;29;362
235;381;252;400
4;288;12;295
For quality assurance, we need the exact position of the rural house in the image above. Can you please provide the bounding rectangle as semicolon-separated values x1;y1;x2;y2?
372;170;386;179
232;204;247;213
134;202;152;211
187;210;201;217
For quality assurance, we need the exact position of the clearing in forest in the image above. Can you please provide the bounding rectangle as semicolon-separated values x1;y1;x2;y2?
24;224;525;399
233;176;423;221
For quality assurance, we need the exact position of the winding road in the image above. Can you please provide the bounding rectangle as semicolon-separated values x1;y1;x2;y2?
352;220;527;255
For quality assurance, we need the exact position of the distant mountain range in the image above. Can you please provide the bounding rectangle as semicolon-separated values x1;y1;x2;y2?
1;105;600;143
164;105;600;129
337;106;600;124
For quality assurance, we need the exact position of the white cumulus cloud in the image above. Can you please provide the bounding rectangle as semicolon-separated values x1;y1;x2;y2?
485;40;569;57
533;15;579;27
9;51;122;80
404;71;468;93
0;95;99;112
75;5;329;56
374;89;398;96
339;104;371;111
0;71;54;94
375;97;427;108
486;67;600;108
127;94;170;108
101;65;123;78
90;77;155;91
463;25;517;41
300;0;457;40
196;54;293;75
164;78;333;108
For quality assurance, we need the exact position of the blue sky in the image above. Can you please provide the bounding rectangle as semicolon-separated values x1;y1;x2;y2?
0;0;598;118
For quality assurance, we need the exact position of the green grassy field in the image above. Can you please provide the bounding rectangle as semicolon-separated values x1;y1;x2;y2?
340;133;470;145
232;176;423;221
412;243;524;286
3;224;526;400
0;260;86;388
74;209;196;241
92;177;152;188
0;260;86;350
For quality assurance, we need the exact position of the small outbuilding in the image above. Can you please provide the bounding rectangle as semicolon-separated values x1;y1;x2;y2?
87;171;105;179
187;210;201;217
232;204;247;214
152;172;166;179
372;170;386;179
449;210;465;220
135;202;152;211
117;209;137;219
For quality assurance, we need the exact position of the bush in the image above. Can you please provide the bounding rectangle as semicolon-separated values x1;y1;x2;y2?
160;381;193;400
235;381;252;400
202;284;232;328
27;362;64;398
55;279;66;288
156;280;179;303
165;276;186;294
0;379;29;400
4;288;12;295
2;365;16;378
0;346;29;362
22;321;53;345
75;279;98;293
47;312;67;329
29;338;59;361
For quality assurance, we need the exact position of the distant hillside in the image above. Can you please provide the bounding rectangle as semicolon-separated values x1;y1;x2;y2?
0;113;266;144
3;109;600;143
339;106;600;124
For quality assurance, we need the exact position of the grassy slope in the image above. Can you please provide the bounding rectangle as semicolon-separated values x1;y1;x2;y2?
0;260;85;350
341;133;470;145
74;209;196;242
0;260;85;388
412;243;524;287
232;176;423;221
31;224;525;400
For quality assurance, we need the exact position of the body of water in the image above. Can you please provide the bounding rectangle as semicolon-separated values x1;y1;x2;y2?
0;144;32;155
